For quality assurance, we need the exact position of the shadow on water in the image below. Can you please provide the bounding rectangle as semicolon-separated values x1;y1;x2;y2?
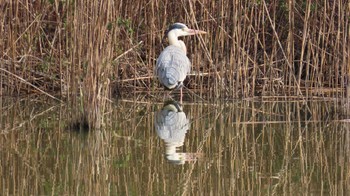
1;96;350;195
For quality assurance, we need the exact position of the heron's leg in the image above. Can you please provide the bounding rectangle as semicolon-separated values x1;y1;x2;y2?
163;88;172;101
180;87;183;104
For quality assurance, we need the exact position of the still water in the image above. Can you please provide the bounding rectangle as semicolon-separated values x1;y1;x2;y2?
1;97;350;195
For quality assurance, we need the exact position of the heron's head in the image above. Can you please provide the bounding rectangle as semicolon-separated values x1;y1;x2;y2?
163;100;182;112
165;23;206;38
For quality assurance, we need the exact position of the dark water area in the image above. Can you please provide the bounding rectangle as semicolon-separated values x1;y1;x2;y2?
1;96;350;195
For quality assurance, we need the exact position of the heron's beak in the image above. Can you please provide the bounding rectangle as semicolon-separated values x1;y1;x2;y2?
186;29;207;35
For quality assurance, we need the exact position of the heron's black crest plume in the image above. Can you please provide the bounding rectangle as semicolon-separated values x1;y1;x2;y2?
164;23;187;36
163;100;182;112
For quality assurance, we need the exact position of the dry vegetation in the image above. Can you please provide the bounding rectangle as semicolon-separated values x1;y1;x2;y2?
1;0;350;127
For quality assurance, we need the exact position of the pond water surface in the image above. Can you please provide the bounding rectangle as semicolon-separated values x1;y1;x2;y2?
1;97;350;195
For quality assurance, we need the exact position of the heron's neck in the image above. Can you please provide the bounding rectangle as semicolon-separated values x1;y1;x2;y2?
168;32;187;54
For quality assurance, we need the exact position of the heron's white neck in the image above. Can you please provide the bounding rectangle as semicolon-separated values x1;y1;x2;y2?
168;31;187;54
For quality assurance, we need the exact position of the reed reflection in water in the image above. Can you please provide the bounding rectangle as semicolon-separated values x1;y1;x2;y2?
1;97;350;195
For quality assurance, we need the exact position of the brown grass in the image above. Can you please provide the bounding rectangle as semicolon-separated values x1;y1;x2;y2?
1;0;350;128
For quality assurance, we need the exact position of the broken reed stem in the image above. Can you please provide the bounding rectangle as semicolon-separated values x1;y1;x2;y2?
113;41;143;62
0;67;61;102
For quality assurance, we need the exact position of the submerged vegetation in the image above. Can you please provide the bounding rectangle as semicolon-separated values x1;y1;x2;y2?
1;0;350;127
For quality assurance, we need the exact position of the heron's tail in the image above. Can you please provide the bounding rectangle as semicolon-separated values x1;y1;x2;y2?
164;67;181;89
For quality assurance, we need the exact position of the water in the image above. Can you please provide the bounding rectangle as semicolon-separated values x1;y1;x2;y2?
1;97;350;195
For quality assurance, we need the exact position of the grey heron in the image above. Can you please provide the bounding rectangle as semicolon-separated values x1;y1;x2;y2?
155;23;206;103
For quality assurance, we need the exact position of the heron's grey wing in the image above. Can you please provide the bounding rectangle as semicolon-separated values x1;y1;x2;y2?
156;46;191;89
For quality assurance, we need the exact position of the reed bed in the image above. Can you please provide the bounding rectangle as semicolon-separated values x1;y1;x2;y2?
1;0;349;127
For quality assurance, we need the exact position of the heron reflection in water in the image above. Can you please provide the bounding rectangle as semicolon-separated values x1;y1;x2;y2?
155;23;206;103
154;100;202;164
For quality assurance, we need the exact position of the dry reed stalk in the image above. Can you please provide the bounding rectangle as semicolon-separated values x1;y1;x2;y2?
74;0;114;130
